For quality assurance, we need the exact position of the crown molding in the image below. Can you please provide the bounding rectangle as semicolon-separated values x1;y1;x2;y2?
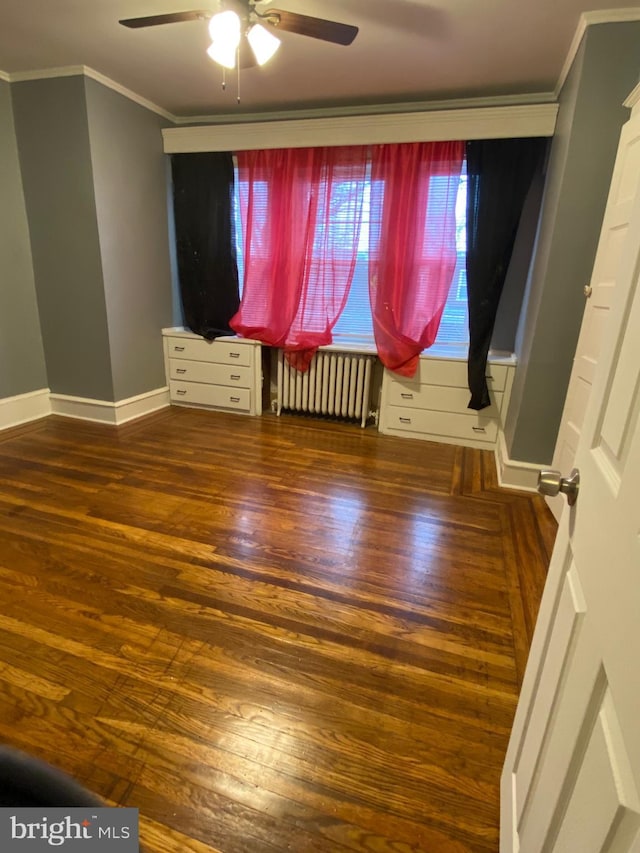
83;67;174;121
163;103;558;153
9;64;87;82
3;61;555;127
173;91;557;126
5;7;638;128
624;81;640;110
7;64;174;121
555;8;640;99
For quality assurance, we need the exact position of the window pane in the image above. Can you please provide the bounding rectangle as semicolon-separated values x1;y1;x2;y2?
436;254;468;345
233;161;468;346
332;254;373;337
233;179;244;291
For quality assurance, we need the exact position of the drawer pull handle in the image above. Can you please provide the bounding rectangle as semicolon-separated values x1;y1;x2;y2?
485;374;494;381
176;389;187;396
176;368;186;374
401;393;413;400
174;345;185;352
399;417;411;424
230;374;241;381
472;426;486;433
230;396;241;403
230;352;240;359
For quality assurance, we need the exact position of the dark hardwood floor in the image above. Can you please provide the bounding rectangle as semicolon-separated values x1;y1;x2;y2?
0;408;556;852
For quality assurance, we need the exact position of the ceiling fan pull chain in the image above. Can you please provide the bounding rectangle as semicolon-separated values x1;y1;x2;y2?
237;46;241;104
222;67;226;91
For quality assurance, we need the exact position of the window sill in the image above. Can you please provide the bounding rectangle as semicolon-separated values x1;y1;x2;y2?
328;336;515;365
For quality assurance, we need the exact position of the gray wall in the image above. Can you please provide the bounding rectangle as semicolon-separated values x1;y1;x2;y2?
85;78;174;401
10;74;175;404
0;80;47;399
505;22;640;463
11;76;114;400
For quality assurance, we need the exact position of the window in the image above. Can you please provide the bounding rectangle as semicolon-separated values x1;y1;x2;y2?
232;159;468;347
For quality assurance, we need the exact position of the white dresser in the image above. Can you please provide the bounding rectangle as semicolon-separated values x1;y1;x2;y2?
162;328;262;416
378;352;515;449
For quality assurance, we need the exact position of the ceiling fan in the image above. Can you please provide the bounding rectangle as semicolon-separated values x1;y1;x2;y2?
119;2;359;70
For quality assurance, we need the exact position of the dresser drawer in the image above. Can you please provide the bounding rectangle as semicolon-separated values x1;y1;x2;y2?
169;380;251;412
408;359;509;391
385;406;499;443
166;337;252;367
170;359;252;388
387;382;502;417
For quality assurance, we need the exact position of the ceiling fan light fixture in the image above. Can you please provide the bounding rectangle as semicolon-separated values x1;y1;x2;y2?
207;9;241;69
247;23;281;65
207;39;237;69
208;9;241;43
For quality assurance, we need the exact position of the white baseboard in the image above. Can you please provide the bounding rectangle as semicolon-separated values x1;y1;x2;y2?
112;387;171;424
0;388;52;430
495;429;549;492
49;387;170;425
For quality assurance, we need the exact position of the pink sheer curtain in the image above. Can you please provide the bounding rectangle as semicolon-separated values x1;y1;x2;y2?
369;140;464;377
230;146;367;370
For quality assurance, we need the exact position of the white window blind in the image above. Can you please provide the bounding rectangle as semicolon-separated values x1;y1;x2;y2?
233;160;468;346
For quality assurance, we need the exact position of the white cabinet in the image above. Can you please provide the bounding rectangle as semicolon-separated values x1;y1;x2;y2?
162;328;262;416
378;354;515;449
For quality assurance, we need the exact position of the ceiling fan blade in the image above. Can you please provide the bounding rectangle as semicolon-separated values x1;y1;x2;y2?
119;10;210;28
264;10;358;45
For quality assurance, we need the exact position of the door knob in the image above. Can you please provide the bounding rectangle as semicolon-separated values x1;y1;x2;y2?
537;468;580;506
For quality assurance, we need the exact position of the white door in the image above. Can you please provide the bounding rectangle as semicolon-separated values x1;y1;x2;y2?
548;93;640;521
501;86;640;852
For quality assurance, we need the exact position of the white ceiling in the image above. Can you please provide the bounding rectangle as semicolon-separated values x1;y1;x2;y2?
1;2;639;120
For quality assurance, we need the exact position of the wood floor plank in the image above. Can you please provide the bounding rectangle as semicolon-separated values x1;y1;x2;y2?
0;409;556;851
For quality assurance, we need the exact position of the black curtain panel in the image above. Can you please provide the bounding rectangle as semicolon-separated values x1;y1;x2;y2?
171;152;239;340
465;138;548;409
